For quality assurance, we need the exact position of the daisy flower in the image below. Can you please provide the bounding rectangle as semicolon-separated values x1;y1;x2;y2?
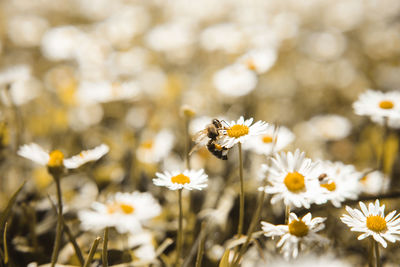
153;169;208;191
221;116;268;148
236;48;277;74
136;129;175;164
353;89;400;128
259;149;323;209
306;114;352;141
340;199;400;247
359;170;390;195
243;124;294;155
78;191;161;234
261;212;327;259
17;143;109;170
315;161;361;207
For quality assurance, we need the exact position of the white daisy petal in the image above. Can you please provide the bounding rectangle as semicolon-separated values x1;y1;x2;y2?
17;143;50;166
63;144;109;169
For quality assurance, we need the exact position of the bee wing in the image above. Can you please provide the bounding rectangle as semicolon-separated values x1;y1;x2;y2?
192;129;209;146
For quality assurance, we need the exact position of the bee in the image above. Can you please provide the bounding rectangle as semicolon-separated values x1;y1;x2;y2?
190;119;230;160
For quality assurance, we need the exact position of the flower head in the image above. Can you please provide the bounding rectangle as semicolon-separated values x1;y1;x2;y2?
340;199;400;247
259;149;323;208
221;116;268;148
153;169;208;191
78;191;161;234
18;143;109;170
136;129;175;164
353;90;400;128
261;212;327;259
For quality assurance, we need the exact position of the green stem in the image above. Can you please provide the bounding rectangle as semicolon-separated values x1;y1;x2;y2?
3;222;8;264
194;222;206;267
176;189;183;267
63;222;85;266
237;143;244;238
51;174;64;267
102;227;109;267
184;117;191;170
374;240;381;267
83;237;101;267
378;117;388;172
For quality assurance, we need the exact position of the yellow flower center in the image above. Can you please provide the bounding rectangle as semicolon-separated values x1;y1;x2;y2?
227;124;249;138
48;150;64;168
246;59;257;70
141;140;154;149
288;219;309;237
284;172;305;192
262;135;273;143
107;203;135;214
379;100;394;109
366;215;387;232
171;173;191;185
320;182;336;191
360;176;368;185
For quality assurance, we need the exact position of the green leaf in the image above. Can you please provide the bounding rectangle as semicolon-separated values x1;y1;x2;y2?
0;181;26;232
219;249;230;267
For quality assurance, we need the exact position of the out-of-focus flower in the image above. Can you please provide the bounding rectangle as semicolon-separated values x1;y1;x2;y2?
18;143;109;169
0;65;31;86
259;149;323;209
78;192;161;234
353;90;400;128
316;161;361;207
243;124;294;155
221;116;268;148
302;31;347;62
341;199;400;247
128;231;157;261
136;130;174;164
153;169;208;191
359;170;390;195
249;253;353;267
213;64;258;97
200;23;245;54
107;47;149;77
68;104;104;131
41;26;83;60
0;77;41;106
237;48;277;74
7;15;49;47
261;212;327;259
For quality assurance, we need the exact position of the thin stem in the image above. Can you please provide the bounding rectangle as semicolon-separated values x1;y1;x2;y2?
83;237;101;267
237;143;244;238
3;222;8;264
176;189;183;267
184;117;191;170
63;222;85;266
378;117;388;172
374;240;381;267
102;227;109;267
285;205;291;224
194;221;206;267
51;174;64;267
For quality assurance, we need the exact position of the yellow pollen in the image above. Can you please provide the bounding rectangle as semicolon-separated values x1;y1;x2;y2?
288;219;309;237
320;182;336;191
360;176;368;185
48;150;64;168
141;140;154;149
107;203;135;214
246;59;257;70
119;203;135;214
227;124;249;138
366;215;387;232
214;143;223;150
262;135;273;143
284;172;305;192
379;100;394;109
171;173;191;185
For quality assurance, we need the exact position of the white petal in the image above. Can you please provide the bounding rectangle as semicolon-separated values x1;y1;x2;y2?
63;144;109;169
17;143;49;165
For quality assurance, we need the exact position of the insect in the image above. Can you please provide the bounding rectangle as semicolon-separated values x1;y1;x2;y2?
190;119;230;160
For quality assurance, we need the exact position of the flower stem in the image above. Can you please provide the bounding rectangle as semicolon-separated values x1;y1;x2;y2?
176;189;183;267
378;117;388;172
50;174;64;267
184;116;191;170
194;221;206;267
285;204;291;224
83;237;101;267
102;227;109;267
374;240;381;267
237;142;244;238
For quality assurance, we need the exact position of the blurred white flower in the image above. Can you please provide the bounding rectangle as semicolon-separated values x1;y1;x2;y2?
359;170;390;195
221;116;268;148
68;104;104;131
136;130;175;164
153;169;208;191
261;212;328;259
107;47;149;77
305;114;352;141
41;26;83;60
137;67;167;97
302;31;347;61
78;191;161;234
353;89;400;128
0;65;31;86
7;15;49;47
243;124;294;155
254;253;352;267
341;199;400;248
200;23;245;54
259;149;323;209
18;143;109;169
237;48;277;74
316;161;361;207
213;64;258;97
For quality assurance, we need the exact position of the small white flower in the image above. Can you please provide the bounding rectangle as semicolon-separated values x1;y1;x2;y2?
136;130;175;164
153;169;208;191
17;143;109;169
306;114;352;141
340;199;400;248
259;149;323;209
261;212;327;259
200;23;245;54
359;170;390;195
213;64;258;97
221;116;268;148
353;89;400;128
0;64;31;86
243;124;294;155
315;161;361;207
236;48;277;74
78;191;161;234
